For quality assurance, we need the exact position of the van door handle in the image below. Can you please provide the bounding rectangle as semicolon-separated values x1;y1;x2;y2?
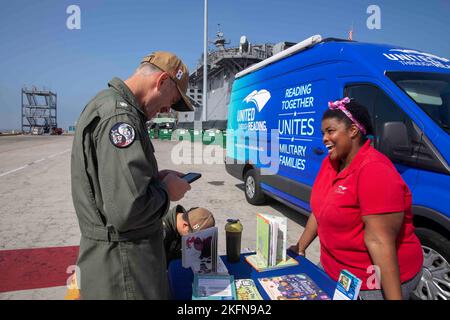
313;147;325;155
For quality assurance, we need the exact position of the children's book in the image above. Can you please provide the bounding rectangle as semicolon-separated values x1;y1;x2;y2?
332;270;363;300
192;274;236;300
245;254;298;272
258;273;331;300
268;214;288;262
255;213;270;265
235;279;263;300
269;219;278;266
182;227;223;274
245;213;298;271
214;256;229;275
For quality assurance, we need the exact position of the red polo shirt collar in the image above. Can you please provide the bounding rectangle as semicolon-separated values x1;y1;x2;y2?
327;139;372;182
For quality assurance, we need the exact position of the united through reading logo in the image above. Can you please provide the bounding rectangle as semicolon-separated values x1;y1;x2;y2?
243;89;271;112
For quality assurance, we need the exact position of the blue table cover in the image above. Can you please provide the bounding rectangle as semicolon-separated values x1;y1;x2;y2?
168;252;337;300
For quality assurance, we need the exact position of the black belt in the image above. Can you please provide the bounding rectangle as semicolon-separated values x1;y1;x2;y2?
80;221;162;242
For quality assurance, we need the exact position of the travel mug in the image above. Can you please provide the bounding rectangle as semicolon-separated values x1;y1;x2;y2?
225;219;243;263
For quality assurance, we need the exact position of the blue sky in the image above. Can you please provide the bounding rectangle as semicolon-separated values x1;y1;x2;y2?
1;0;449;130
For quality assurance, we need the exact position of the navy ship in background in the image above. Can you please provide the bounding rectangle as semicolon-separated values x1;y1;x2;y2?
175;28;295;130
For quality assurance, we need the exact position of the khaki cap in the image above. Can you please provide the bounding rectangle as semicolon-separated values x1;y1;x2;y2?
185;207;215;232
141;51;194;112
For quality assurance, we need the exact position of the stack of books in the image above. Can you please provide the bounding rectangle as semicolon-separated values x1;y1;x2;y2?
245;213;298;271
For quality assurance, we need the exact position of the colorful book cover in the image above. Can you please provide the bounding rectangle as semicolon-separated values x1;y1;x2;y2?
332;269;363;300
258;273;331;300
256;213;271;265
269;219;278;266
214;256;229;275
245;253;298;272
267;215;288;262
192;274;236;300
182;226;218;273
248;213;296;271
235;279;263;300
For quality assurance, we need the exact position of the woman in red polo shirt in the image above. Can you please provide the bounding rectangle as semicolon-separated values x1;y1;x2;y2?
290;97;423;300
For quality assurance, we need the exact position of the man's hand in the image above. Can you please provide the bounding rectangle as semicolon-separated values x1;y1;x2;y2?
158;169;184;180
162;172;191;201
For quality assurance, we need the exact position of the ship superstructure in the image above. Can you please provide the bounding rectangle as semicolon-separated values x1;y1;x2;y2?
178;29;294;130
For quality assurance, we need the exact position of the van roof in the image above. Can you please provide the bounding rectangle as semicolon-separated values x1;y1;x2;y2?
235;35;450;79
235;35;323;78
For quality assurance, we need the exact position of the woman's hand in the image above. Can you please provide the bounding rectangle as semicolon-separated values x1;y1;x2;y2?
288;243;306;257
289;214;319;258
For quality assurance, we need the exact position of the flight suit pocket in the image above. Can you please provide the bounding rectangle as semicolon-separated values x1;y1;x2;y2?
118;242;136;300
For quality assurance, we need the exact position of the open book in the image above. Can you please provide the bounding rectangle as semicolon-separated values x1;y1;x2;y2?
245;213;298;271
181;226;228;274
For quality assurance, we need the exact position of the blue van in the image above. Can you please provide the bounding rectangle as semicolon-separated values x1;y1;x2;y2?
225;35;450;300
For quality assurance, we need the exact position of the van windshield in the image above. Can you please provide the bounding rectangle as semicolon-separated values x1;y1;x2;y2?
387;72;450;134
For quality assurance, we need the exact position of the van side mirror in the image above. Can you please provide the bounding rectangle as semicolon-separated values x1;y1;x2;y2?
379;122;412;160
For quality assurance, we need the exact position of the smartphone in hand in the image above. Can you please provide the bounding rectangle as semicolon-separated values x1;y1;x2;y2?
181;172;202;184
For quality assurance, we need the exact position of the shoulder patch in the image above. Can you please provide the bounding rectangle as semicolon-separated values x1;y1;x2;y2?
109;122;136;148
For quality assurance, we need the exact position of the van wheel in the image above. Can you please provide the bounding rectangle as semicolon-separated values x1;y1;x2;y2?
411;228;450;300
244;169;265;205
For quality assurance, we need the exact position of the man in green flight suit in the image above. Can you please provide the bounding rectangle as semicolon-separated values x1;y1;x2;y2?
71;51;194;299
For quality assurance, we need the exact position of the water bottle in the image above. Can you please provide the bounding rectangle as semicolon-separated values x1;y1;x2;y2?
225;219;243;263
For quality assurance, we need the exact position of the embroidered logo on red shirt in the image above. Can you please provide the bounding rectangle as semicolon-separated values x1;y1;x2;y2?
335;185;348;194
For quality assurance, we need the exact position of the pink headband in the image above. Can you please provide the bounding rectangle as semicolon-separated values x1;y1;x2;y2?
328;97;367;135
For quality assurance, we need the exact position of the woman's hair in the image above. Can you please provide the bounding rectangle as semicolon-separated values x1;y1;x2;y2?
322;99;374;143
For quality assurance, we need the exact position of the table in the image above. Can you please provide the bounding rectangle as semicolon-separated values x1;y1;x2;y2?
168;252;337;300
